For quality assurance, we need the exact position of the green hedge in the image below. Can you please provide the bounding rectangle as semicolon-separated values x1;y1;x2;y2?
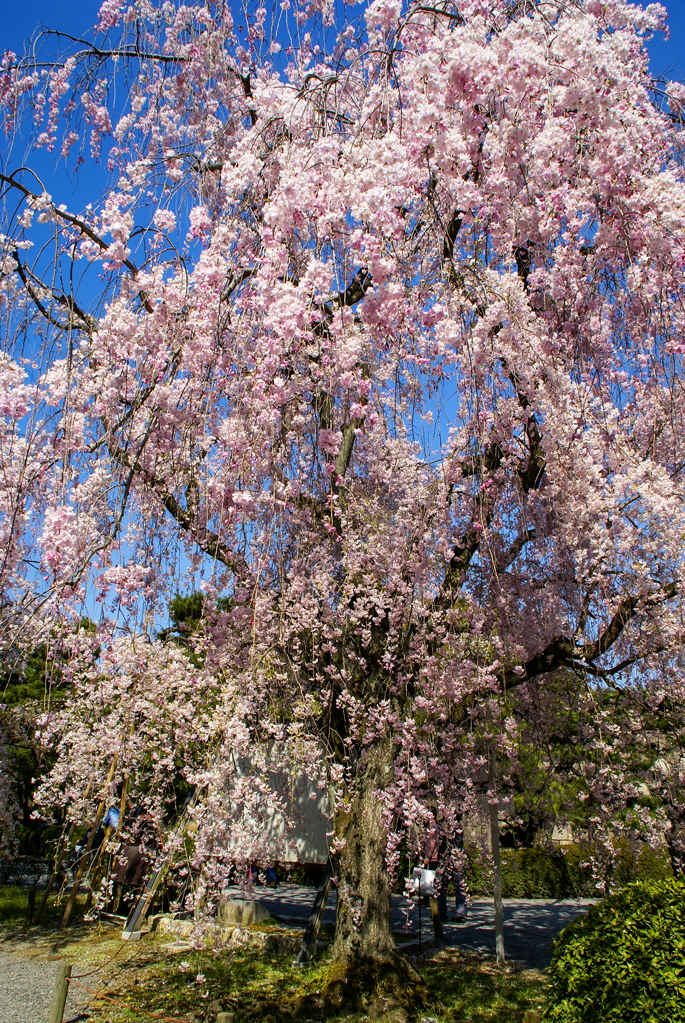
463;841;672;900
545;877;685;1022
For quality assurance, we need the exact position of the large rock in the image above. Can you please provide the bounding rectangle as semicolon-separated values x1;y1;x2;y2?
217;898;272;927
232;928;300;954
153;916;195;936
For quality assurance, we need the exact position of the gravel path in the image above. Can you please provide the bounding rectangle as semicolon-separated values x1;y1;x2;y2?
0;951;90;1023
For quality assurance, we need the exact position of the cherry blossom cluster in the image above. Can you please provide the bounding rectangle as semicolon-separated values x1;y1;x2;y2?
1;0;684;947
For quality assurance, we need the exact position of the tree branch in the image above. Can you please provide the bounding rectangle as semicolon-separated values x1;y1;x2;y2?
495;528;535;573
0;172;154;314
107;441;247;578
500;581;679;691
12;249;95;333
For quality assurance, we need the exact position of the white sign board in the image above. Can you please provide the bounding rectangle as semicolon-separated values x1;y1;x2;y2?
228;756;332;865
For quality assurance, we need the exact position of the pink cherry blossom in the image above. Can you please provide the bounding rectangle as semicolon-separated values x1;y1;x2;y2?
0;0;684;992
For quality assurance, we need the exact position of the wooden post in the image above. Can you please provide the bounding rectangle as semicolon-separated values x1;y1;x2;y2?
121;783;204;939
217;1014;235;1023
26;887;36;924
293;862;333;965
489;748;505;966
61;756;118;929
121;856;168;940
82;827;112;915
47;963;71;1023
35;781;93;924
107;775;131;913
85;763;132;913
116;776;129;833
417;874;422;954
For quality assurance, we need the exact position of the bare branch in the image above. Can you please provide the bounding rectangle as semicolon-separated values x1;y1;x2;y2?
0;172;154;314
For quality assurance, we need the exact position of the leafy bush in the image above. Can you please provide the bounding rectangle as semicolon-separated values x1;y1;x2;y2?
612;840;674;887
464;843;581;898
501;847;574;898
463;841;672;900
545;877;685;1023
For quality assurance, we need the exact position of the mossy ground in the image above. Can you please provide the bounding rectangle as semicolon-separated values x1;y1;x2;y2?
0;885;549;1022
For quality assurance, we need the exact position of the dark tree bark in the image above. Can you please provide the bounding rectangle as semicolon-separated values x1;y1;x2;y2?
333;737;396;962
317;736;427;1014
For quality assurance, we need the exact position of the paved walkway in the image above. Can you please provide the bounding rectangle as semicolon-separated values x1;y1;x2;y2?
431;897;596;969
223;884;596;970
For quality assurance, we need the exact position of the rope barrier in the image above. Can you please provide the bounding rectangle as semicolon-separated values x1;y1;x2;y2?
70;933;133;978
68;977;198;1023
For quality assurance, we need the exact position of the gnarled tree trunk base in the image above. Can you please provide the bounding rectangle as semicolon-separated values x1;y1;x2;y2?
295;950;431;1018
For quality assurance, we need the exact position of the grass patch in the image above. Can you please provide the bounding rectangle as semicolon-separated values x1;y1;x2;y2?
0;884;69;926
76;941;549;1023
421;948;549;1021
0;885;549;1022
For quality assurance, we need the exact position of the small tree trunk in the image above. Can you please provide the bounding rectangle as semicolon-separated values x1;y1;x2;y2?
666;811;685;875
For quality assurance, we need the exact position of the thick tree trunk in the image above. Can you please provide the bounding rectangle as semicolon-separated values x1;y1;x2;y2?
315;737;427;1015
333;737;397;962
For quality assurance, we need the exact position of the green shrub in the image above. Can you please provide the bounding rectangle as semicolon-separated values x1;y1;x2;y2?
464;844;581;898
545;877;685;1023
613;840;673;887
463;841;672;900
501;847;573;899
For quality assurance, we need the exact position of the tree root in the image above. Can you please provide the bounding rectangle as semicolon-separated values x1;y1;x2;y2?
294;950;432;1019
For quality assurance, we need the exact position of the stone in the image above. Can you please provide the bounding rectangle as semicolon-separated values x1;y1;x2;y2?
155;916;194;937
216;898;271;927
524;1012;542;1023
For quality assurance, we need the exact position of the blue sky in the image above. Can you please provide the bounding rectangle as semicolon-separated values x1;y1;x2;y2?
2;1;685;77
3;2;103;55
647;2;685;79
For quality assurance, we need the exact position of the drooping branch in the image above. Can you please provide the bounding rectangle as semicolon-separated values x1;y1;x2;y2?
436;364;548;608
506;365;546;493
0;172;154;314
30;30;188;64
106;440;248;578
308;269;374;493
12;249;95;333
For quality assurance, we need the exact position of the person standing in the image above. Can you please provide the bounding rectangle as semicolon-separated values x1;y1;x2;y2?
428;822;468;922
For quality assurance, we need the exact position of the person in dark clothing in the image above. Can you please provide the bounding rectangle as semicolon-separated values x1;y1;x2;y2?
111;844;148;887
108;807;150;913
425;822;468;921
